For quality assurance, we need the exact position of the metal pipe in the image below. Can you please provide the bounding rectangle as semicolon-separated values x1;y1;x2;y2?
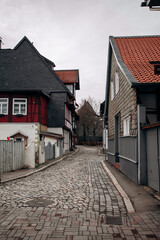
156;127;160;192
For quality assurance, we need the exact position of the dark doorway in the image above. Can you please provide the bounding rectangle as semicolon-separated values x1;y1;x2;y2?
115;114;120;162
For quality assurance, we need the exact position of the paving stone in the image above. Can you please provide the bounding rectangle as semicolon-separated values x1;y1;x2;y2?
0;147;160;239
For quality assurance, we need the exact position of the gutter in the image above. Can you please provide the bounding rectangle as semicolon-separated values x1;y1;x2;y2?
131;82;160;88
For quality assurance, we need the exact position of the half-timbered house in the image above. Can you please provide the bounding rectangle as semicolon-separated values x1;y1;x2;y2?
0;36;80;168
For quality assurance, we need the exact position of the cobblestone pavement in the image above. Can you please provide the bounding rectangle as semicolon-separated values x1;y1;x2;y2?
0;146;160;239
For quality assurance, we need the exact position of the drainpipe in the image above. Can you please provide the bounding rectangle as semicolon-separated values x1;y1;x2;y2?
105;126;107;161
0;159;1;183
156;127;160;192
137;104;147;185
0;37;2;49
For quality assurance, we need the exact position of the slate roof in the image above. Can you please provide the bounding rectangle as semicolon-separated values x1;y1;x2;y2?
0;36;71;95
55;70;80;90
77;101;96;116
40;131;63;139
111;35;160;84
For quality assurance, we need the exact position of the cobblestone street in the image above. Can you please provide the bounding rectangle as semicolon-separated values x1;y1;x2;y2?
0;146;160;239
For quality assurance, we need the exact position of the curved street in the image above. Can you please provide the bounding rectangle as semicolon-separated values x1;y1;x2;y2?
0;146;160;239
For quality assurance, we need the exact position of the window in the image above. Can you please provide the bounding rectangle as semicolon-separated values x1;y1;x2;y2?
66;84;74;94
123;116;130;136
115;71;119;94
16;138;23;141
0;98;8;115
111;80;114;101
13;98;27;115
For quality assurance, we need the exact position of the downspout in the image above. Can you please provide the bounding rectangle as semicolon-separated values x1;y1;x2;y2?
104;40;112;156
137;104;147;185
137;105;140;184
156;127;160;192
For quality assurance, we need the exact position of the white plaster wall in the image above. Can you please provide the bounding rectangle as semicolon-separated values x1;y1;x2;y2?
0;123;39;145
44;136;57;146
39;141;45;164
48;128;63;135
24;141;35;168
64;130;69;153
0;123;40;168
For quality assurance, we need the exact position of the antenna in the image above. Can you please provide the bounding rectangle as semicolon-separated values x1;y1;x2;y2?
0;37;4;49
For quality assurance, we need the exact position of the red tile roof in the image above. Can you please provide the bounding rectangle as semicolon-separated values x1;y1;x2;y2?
55;70;78;84
114;36;160;83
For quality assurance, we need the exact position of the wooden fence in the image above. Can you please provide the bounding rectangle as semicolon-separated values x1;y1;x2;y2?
45;142;55;161
0;140;24;173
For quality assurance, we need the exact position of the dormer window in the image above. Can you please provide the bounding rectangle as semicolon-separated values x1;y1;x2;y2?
149;61;160;75
154;65;160;75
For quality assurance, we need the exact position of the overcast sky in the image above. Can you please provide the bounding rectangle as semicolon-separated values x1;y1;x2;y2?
1;0;160;104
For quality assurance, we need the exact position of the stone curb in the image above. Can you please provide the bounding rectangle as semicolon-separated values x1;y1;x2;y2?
101;160;135;214
1;148;79;184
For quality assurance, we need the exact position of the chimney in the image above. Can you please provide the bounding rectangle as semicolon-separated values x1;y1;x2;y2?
0;37;4;49
0;37;2;49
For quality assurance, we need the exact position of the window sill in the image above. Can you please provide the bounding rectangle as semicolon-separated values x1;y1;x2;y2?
15;114;25;117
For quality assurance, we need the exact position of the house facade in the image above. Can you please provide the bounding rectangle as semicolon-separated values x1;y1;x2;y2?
104;36;160;190
55;70;80;149
0;36;80;168
77;101;103;145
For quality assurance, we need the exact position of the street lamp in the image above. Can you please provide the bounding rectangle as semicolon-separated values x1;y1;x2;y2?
141;0;160;10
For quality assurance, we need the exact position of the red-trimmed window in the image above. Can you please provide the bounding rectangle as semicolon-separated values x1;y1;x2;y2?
13;98;27;115
0;98;8;115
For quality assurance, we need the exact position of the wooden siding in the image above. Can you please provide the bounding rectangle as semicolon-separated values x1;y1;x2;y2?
108;52;137;139
0;140;24;173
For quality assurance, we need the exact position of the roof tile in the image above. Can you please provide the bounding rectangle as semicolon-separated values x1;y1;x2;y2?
114;36;160;83
55;70;78;84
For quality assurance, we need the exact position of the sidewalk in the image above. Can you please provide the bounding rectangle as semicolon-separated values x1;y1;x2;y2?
101;154;160;213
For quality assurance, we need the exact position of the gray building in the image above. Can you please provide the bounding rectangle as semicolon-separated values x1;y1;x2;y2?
104;35;160;192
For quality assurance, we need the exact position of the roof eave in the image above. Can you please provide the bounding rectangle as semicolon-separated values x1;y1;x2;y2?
131;82;160;88
0;89;51;99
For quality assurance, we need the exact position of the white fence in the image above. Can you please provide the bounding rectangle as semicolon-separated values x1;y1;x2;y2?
0;140;24;173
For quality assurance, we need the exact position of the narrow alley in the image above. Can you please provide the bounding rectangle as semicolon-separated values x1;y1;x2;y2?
0;147;160;239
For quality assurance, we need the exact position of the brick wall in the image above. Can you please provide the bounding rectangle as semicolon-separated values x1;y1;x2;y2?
108;52;137;139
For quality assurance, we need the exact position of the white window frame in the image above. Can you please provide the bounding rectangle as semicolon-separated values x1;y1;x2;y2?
13;98;27;115
111;80;114;101
0;98;8;115
115;71;119;94
66;84;74;94
123;115;130;136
